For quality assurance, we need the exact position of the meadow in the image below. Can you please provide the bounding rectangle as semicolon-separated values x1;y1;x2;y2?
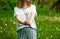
0;4;60;39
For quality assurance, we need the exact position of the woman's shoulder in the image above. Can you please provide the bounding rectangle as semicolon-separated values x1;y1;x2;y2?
31;4;36;8
30;4;36;9
31;4;36;7
14;7;18;9
14;7;21;10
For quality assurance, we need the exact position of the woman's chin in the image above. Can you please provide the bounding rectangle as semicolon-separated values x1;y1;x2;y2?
27;0;30;1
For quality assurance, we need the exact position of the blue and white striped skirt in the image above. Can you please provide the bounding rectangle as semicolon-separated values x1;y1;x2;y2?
17;27;36;39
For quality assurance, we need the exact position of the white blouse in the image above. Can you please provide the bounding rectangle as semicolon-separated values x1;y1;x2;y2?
14;4;37;30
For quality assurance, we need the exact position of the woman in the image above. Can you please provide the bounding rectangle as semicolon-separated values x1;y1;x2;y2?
14;0;37;39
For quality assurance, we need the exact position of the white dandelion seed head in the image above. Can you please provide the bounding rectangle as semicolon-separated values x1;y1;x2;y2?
42;33;43;35
37;23;39;25
45;29;47;31
0;26;2;29
3;29;5;31
13;21;16;24
38;33;40;37
56;27;60;31
10;19;13;22
0;31;3;33
50;35;53;38
39;28;42;31
52;29;55;31
5;24;7;26
1;18;3;20
46;37;49;39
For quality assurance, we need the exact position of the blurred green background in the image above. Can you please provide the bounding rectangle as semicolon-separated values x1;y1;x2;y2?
0;0;60;39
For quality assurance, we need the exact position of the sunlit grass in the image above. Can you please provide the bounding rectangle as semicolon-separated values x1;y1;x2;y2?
0;10;60;39
35;15;60;39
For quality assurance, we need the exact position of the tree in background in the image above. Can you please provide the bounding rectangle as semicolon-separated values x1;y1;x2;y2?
0;0;16;11
51;0;60;11
0;0;60;11
37;0;44;8
37;0;40;5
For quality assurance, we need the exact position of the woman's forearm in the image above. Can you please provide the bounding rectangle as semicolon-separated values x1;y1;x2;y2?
26;12;35;24
15;14;24;24
17;19;24;24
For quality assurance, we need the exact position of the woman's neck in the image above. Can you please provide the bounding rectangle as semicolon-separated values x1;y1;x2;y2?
23;3;28;9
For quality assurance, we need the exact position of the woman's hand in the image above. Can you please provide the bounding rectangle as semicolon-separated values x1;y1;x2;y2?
25;20;30;24
23;20;31;25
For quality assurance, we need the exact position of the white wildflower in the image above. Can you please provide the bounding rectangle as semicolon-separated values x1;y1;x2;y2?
13;21;16;24
46;37;49;39
50;35;53;38
0;26;2;29
5;24;7;26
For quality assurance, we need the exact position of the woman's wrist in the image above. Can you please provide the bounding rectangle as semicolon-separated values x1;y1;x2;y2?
25;20;31;25
18;20;27;25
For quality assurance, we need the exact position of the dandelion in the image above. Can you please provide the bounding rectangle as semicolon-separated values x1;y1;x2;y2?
13;21;16;24
56;27;60;31
10;19;13;22
0;26;2;29
37;23;39;25
38;33;40;37
42;33;43;35
1;18;3;20
0;31;3;33
50;35;53;38
39;28;42;31
45;29;47;31
46;37;49;39
52;29;55;31
3;29;5;31
5;24;7;26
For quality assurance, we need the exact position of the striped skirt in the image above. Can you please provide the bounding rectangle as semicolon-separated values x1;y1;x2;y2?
17;27;36;39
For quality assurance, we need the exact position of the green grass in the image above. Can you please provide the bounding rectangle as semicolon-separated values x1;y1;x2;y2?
35;16;60;39
0;10;16;39
36;5;60;17
0;8;60;39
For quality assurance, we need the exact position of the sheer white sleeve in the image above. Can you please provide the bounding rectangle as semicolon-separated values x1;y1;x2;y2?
14;7;20;17
31;5;37;16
